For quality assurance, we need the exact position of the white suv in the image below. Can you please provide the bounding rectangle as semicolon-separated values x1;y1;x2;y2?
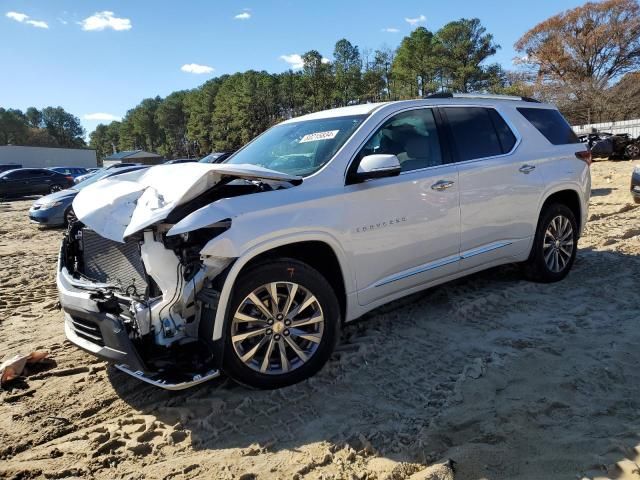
57;94;591;390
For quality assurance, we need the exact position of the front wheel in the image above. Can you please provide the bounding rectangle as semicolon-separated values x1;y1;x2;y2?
219;259;340;389
523;203;578;283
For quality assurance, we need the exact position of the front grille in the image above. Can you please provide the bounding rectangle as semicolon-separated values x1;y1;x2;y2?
70;316;104;346
81;228;148;295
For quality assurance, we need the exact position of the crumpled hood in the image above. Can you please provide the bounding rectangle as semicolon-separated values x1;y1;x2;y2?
73;163;300;242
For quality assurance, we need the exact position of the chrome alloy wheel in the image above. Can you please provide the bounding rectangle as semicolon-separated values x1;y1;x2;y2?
543;215;574;273
230;282;325;375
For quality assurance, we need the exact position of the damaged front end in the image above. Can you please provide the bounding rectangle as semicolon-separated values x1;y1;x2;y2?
56;163;301;389
58;221;232;389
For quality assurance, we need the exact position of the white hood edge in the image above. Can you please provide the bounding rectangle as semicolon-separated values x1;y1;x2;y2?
72;163;300;242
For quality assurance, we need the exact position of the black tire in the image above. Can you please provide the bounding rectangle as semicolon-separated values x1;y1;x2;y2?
216;258;340;389
523;203;578;283
625;143;640;160
50;184;63;193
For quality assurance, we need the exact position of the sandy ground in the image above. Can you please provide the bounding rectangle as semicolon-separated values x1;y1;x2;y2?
0;160;639;480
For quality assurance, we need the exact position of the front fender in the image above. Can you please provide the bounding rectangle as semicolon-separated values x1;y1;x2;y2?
205;230;353;342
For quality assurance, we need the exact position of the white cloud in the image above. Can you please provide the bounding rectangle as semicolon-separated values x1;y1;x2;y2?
234;11;251;20
381;27;400;33
405;14;426;26
321;57;330;64
6;11;48;28
26;19;48;29
280;54;304;70
84;113;121;121
6;11;28;22
80;11;132;31
181;63;215;74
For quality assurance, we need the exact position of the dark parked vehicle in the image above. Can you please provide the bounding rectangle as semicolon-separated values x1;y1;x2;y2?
632;165;640;204
0;168;74;198
29;165;149;226
50;167;89;178
0;164;22;173
580;132;640;160
198;152;233;163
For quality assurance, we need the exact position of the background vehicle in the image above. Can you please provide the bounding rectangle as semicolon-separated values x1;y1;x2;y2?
57;95;590;390
74;163;142;184
29;165;149;226
580;131;640;160
0;164;22;173
50;166;89;178
198;152;233;163
632;165;640;203
164;158;197;164
0;168;74;198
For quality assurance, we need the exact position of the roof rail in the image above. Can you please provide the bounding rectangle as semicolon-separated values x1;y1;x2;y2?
424;92;540;103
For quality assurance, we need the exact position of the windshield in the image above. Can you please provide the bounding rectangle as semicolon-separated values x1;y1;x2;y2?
225;115;367;176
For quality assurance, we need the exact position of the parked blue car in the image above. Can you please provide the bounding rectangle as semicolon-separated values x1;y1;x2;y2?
29;165;148;227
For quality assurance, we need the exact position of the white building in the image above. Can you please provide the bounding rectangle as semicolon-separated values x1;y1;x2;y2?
0;145;97;169
573;119;640;138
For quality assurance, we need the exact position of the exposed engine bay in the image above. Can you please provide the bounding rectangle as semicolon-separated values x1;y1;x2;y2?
57;164;301;389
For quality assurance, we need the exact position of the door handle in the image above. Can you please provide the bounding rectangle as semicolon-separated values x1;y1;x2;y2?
431;180;455;191
519;164;536;174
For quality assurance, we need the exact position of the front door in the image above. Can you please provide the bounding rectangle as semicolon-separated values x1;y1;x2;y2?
342;107;461;306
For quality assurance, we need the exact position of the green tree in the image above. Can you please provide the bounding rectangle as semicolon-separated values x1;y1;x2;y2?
392;27;438;97
41;107;85;147
156;91;189;158
435;18;500;92
25;107;42;129
302;50;334;111
333;39;362;106
0;108;29;145
185;77;225;155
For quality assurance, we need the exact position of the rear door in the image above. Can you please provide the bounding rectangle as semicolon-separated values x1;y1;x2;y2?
29;170;54;194
441;106;545;269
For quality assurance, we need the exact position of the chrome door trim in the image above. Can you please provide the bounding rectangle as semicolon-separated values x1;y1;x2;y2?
374;255;459;288
460;240;513;259
373;240;513;288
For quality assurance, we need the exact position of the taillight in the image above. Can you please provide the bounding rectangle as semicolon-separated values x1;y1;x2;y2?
65;176;74;181
575;150;592;166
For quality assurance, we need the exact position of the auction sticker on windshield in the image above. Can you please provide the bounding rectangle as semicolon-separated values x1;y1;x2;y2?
299;130;339;143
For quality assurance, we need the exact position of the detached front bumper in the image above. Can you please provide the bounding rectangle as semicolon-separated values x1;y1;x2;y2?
57;250;221;390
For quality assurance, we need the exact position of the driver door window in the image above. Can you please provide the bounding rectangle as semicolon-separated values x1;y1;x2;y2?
357;108;443;173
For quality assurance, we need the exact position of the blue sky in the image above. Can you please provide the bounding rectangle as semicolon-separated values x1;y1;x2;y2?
0;0;585;135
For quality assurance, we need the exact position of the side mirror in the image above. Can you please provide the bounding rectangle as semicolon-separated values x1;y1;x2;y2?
355;154;401;182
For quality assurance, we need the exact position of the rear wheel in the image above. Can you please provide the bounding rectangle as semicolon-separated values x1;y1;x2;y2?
219;259;340;389
625;143;640;160
50;184;63;193
523;203;578;283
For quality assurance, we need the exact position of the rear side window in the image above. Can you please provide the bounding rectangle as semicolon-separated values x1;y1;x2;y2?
445;107;509;162
517;108;578;145
488;109;517;153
